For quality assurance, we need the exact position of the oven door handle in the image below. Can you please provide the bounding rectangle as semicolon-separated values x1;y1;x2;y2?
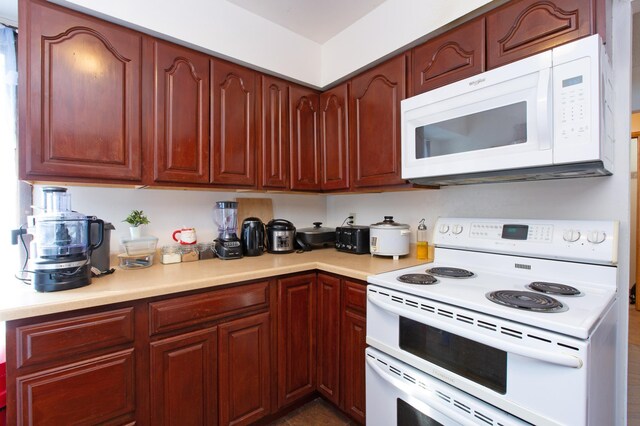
366;356;473;425
368;294;583;368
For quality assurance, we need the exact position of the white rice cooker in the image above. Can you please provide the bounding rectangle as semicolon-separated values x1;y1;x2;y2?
369;216;411;259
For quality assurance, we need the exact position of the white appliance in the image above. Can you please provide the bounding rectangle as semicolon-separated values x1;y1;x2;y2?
401;35;614;185
367;218;619;426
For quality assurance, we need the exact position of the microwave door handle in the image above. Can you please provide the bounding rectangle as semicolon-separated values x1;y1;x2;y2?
368;294;583;368
537;67;552;150
366;356;473;425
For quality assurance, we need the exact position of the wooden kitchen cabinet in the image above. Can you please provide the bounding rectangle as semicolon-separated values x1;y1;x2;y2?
316;274;341;405
150;328;218;426
289;85;322;191
218;312;271;426
6;305;139;425
147;39;210;184
320;83;350;191
277;273;317;407
211;59;257;187
260;75;290;189
349;54;408;189
411;18;485;95
19;0;143;183
341;279;367;424
486;0;596;69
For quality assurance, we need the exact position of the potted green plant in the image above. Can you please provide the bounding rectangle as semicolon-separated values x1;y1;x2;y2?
123;210;150;239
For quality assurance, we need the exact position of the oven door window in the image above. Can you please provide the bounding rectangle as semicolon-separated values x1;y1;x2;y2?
399;317;507;394
415;101;527;159
397;398;444;426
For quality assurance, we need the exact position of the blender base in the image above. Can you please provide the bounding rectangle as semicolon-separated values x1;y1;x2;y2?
33;263;92;292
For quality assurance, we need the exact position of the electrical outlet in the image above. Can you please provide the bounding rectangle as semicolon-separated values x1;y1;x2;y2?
348;212;356;225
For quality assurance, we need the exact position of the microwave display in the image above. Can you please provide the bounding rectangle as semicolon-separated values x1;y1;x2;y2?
415;101;527;159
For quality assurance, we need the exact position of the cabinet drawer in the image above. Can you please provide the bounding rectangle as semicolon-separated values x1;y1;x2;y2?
16;349;135;425
16;307;134;368
343;279;367;314
149;280;269;335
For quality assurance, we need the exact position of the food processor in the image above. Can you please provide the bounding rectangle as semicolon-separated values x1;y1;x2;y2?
213;201;243;259
26;187;104;292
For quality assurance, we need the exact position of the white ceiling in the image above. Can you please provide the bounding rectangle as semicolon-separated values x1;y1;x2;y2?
226;0;387;44
0;0;17;26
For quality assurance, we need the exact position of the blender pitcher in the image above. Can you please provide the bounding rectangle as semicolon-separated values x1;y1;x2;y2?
213;201;242;259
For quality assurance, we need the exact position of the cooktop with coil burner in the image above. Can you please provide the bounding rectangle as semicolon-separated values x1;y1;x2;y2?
426;266;475;278
397;273;438;285
486;290;568;313
368;218;619;339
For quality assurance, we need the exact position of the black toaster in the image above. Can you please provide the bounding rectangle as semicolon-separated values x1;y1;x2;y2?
335;225;370;254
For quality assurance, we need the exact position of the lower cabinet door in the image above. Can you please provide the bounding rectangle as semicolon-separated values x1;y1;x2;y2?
218;312;271;426
342;310;366;424
277;274;317;408
316;274;341;405
16;349;136;425
150;328;218;426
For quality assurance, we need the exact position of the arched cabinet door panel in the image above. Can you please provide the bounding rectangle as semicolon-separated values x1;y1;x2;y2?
349;54;408;188
320;84;349;191
20;0;143;183
486;0;594;69
211;60;257;187
289;85;321;191
260;76;289;189
149;40;210;184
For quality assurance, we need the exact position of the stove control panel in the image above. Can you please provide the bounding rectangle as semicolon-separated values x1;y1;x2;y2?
434;218;619;264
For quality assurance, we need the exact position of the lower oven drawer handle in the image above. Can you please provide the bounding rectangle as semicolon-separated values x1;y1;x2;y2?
368;294;583;369
366;356;472;425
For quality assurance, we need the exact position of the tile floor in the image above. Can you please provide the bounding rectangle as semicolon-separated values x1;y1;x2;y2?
268;398;354;425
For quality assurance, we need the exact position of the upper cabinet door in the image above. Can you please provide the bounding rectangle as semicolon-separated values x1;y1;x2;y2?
486;0;594;69
289;85;321;191
211;60;257;187
260;76;289;189
149;40;210;184
411;18;485;95
349;54;407;189
320;83;349;191
20;0;143;183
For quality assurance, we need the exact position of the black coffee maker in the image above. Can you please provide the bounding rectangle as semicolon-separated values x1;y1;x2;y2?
241;217;265;256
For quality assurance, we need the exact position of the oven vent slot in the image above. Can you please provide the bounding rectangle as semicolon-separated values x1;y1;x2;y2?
389;366;402;376
500;327;523;339
405;299;419;308
391;295;403;304
438;309;454;319
557;342;579;351
453;400;471;413
435;390;451;403
474;411;494;425
403;373;416;384
478;320;497;331
456;314;474;324
369;288;378;294
527;334;551;343
420;304;436;313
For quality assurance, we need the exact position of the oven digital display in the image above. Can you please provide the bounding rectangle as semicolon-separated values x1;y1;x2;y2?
399;317;507;394
501;224;529;240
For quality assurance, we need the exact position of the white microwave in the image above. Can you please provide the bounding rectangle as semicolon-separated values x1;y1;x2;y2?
401;35;614;186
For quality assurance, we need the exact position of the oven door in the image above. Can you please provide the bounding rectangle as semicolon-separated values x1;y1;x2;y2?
365;347;528;426
366;285;591;426
401;50;552;180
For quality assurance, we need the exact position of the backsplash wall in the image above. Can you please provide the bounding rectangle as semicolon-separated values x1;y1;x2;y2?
33;185;327;252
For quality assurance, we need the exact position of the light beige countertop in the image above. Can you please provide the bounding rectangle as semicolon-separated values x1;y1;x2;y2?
0;247;431;322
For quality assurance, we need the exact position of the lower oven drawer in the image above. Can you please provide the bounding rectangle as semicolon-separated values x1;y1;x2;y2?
365;285;611;426
365;347;528;426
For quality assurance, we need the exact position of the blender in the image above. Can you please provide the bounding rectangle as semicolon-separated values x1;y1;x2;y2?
213;201;243;259
27;187;104;292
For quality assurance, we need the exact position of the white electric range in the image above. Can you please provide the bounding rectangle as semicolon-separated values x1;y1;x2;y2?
366;218;619;426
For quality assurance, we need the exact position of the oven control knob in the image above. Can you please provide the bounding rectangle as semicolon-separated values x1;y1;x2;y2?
587;231;606;244
452;225;463;235
439;224;450;234
563;230;581;242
